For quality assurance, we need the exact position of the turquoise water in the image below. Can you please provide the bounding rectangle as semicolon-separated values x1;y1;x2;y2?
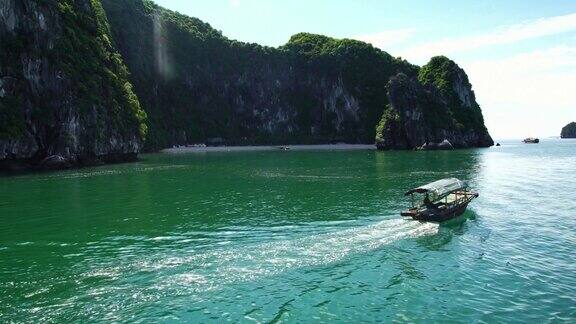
1;139;575;322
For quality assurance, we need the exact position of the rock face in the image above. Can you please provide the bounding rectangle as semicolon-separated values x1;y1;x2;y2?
0;0;493;171
100;0;418;150
376;57;493;150
561;122;576;138
101;1;491;151
0;0;146;170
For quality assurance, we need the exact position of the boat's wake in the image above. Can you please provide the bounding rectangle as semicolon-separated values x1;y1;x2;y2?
85;218;439;296
50;218;441;319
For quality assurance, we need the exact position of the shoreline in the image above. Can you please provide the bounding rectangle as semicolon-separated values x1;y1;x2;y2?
160;144;377;154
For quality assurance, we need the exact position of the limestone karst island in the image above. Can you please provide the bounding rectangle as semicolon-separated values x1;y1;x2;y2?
1;1;575;323
0;0;492;170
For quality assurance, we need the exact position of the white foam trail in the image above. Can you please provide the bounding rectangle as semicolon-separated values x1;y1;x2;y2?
138;218;439;292
23;165;190;181
256;171;357;180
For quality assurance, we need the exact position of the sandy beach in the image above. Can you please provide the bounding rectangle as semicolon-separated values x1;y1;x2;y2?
161;144;377;154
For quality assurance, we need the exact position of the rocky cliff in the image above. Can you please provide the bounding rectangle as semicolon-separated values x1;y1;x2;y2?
0;0;147;170
0;0;493;171
376;56;493;149
561;122;576;138
102;1;491;151
100;0;418;149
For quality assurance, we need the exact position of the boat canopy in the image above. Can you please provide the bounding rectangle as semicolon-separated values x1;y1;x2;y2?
404;178;468;199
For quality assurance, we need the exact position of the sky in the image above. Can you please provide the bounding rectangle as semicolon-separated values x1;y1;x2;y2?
154;0;576;139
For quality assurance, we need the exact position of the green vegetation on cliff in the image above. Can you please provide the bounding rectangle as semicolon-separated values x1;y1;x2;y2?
2;0;493;162
0;0;149;166
283;33;418;142
103;0;292;149
375;105;399;144
418;56;487;133
0;0;147;141
56;0;147;139
101;0;424;148
282;33;418;82
101;1;491;150
375;58;493;149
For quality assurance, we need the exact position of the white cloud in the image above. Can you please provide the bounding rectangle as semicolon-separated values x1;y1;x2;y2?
400;12;576;62
462;46;576;139
354;28;416;48
230;0;241;9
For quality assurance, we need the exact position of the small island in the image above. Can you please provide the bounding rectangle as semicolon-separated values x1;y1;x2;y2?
561;122;576;138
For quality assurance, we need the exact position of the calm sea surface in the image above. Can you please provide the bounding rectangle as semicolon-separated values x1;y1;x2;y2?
1;140;575;322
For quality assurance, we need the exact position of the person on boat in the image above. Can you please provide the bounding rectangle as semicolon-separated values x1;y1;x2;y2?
423;194;435;208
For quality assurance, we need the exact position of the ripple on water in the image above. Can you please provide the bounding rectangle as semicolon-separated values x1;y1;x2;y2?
53;218;439;319
2;141;576;322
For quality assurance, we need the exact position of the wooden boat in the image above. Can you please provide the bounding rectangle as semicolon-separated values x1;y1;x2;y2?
401;178;478;222
523;138;539;143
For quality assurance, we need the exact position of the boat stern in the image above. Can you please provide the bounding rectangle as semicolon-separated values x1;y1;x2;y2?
401;208;418;217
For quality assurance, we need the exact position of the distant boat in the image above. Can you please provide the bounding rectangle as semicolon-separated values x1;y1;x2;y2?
523;138;539;144
401;178;478;222
277;146;290;151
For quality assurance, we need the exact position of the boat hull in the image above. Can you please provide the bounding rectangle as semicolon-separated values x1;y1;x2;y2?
401;183;478;222
401;196;476;222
